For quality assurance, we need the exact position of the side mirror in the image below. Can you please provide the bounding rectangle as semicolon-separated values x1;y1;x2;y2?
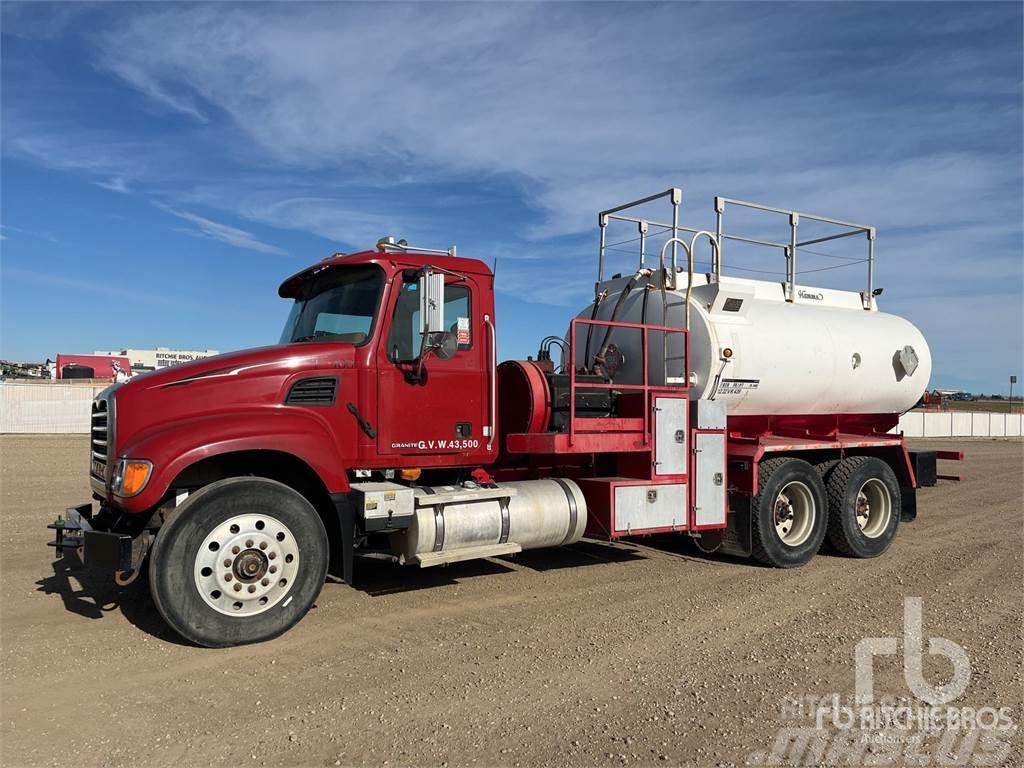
418;270;445;337
406;269;446;383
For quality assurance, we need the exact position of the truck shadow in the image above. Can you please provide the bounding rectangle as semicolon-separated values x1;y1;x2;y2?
503;539;649;571
348;540;647;597
36;554;191;646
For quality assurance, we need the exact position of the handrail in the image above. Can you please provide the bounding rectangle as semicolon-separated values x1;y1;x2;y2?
483;313;497;451
568;317;687;447
597;188;681;288
597;189;877;309
715;196;875;307
657;237;694;329
687;231;720;327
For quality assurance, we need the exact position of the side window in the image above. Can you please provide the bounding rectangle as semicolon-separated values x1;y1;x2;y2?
444;285;472;350
387;281;473;361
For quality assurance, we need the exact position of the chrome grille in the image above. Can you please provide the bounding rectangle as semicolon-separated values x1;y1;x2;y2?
90;398;111;480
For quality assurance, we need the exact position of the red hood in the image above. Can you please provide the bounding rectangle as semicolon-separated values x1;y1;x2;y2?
125;344;324;390
112;342;357;458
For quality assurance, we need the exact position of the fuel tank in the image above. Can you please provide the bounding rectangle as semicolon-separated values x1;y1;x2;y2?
571;273;931;416
400;479;587;559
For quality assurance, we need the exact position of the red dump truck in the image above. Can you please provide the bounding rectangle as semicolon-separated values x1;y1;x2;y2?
49;188;961;647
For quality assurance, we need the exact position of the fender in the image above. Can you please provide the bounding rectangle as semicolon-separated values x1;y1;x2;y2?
111;407;351;513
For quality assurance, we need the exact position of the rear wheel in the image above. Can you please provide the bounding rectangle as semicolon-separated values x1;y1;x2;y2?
149;477;329;647
825;456;900;558
750;457;828;568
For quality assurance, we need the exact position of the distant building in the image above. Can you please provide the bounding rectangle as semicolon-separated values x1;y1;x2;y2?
55;354;132;381
94;347;220;372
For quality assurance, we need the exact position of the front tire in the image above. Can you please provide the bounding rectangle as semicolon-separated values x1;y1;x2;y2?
750;457;828;568
149;477;329;647
825;456;900;558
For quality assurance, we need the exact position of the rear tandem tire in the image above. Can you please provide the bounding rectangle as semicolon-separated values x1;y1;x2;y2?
149;477;329;648
825;456;900;558
750;457;828;568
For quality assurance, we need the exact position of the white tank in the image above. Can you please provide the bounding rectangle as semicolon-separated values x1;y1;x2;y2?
571;273;931;416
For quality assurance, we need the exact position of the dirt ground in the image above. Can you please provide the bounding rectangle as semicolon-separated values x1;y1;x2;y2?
2;436;1021;768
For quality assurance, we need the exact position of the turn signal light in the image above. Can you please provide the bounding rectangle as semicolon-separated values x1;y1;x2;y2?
119;460;152;497
399;468;422;481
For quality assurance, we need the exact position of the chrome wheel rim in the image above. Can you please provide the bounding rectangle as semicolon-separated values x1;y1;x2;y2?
194;514;300;616
855;479;892;538
773;481;815;546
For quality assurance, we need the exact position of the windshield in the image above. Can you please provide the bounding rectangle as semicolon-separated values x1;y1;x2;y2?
279;265;385;344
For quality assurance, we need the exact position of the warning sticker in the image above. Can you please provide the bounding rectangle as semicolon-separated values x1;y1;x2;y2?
718;378;760;396
456;316;471;345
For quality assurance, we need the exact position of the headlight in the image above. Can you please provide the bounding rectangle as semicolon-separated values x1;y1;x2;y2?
112;459;153;497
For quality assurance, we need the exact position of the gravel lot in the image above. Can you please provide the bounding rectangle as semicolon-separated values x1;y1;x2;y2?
2;435;1021;768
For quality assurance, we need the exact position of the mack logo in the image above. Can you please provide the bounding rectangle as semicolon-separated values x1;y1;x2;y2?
798;290;823;300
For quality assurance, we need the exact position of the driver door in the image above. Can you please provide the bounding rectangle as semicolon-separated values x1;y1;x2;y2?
376;273;489;462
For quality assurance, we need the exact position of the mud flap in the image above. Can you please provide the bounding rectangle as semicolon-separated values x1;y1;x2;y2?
719;496;752;557
901;486;918;522
330;494;357;585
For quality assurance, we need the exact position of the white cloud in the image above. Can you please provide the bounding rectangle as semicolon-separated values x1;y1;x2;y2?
100;60;208;122
0;224;58;244
3;266;194;307
157;205;288;256
96;176;130;194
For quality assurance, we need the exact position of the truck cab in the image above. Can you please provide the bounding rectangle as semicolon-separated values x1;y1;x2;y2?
276;245;497;470
51;241;508;647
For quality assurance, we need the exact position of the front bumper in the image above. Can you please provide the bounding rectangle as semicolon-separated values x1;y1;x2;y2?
47;503;150;579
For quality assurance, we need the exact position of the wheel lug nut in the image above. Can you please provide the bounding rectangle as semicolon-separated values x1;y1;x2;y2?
225;574;233;582
268;552;276;560
223;559;231;567
259;542;267;550
269;565;277;574
261;578;270;586
232;546;240;554
246;540;253;548
248;585;256;593
233;584;242;592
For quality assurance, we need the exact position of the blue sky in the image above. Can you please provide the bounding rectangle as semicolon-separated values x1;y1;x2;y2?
2;2;1021;393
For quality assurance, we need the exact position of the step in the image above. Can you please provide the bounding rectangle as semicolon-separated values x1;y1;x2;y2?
415;485;516;507
410;542;522;568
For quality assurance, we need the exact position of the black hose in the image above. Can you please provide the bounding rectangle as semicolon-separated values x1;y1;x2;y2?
583;293;605;368
596;275;639;362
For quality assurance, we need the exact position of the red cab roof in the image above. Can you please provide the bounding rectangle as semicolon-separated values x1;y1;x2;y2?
278;249;492;298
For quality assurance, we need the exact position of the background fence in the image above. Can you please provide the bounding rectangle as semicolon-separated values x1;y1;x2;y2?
2;380;1022;437
893;409;1022;438
1;381;108;433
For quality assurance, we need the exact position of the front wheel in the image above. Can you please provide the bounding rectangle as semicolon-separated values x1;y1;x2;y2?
750;457;828;568
149;477;329;647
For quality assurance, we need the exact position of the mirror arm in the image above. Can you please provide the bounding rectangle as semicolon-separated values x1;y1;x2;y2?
412;333;431;383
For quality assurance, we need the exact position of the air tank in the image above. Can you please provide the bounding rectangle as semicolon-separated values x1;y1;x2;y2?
572;273;931;416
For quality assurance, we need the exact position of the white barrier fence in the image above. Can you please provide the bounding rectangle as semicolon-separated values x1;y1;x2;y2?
3;380;1023;437
1;382;108;434
894;410;1023;439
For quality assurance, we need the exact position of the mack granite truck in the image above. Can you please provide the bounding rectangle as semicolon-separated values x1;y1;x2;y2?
49;188;961;647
